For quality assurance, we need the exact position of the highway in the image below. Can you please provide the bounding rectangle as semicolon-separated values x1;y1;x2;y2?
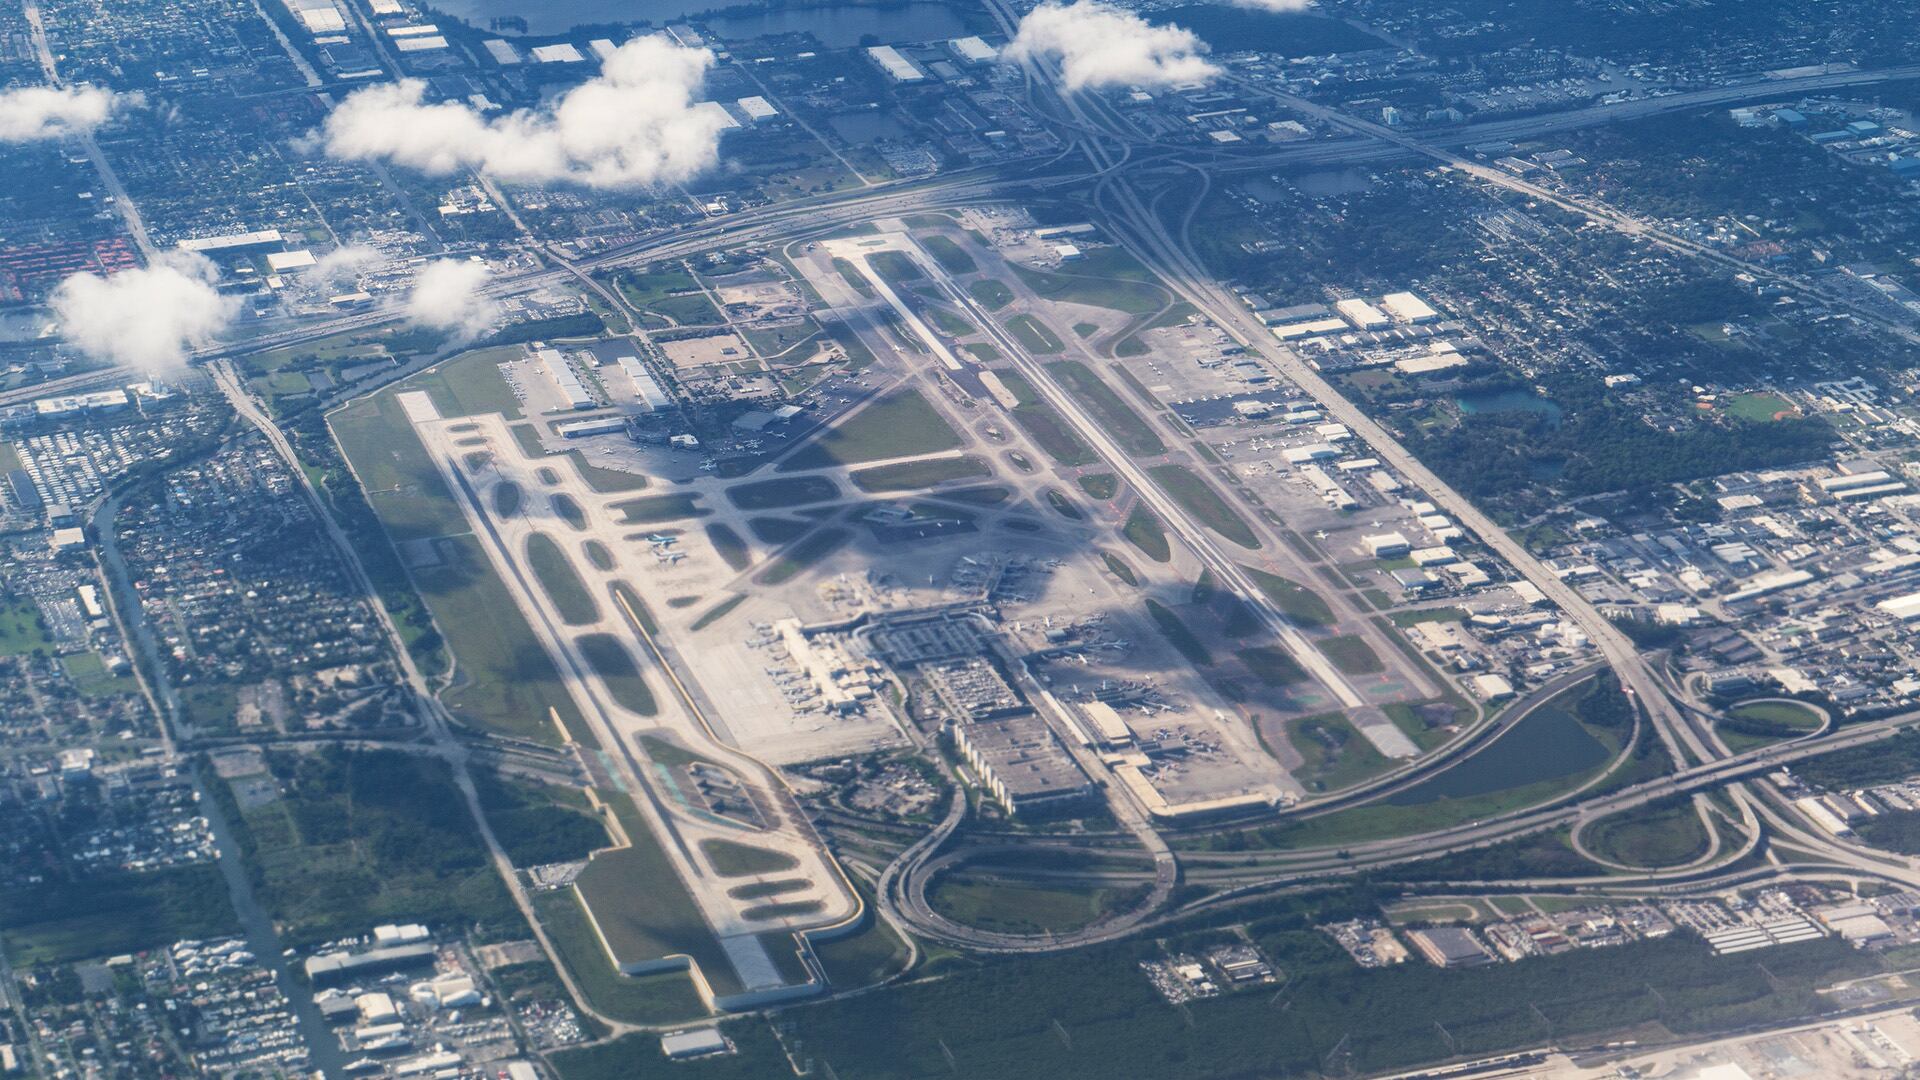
26;37;1920;958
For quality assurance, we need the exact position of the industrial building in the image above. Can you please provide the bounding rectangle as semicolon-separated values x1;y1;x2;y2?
536;347;595;410
33;389;131;419
867;45;925;83
1406;927;1494;968
304;942;437;984
950;36;996;63
1381;291;1440;323
1335;298;1391;330
951;712;1091;816
737;96;779;122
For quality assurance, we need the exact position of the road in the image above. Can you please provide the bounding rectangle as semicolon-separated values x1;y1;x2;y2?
207;363;640;1036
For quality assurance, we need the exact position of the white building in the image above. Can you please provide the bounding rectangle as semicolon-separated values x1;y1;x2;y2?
867;45;925;82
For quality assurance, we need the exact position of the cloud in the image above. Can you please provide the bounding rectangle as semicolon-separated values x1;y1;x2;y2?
0;84;134;143
405;260;496;340
315;36;730;188
305;243;382;292
1005;1;1219;91
51;253;238;374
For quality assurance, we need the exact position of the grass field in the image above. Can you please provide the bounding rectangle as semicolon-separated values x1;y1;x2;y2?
533;890;710;1024
1319;634;1385;675
968;278;1014;310
330;389;469;542
756;527;851;585
1147;464;1257;549
726;476;840;510
867;250;923;289
993;369;1095;467
576;632;657;716
832;258;876;298
1049;360;1164;456
1287;712;1391;793
612;492;708;524
576;797;740;994
1124;505;1172;562
1244;567;1334;627
1005;314;1065;354
701;838;801;877
849;456;992;492
927;874;1131;936
1010;250;1169;315
706;523;750;571
1237;645;1308;687
921;235;978;275
1078;473;1118;500
1725;391;1797;422
0;599;51;655
1717;698;1822;752
528;533;600;624
413;534;584;743
779;390;961;471
1582;796;1710;868
1146;599;1210;666
927;305;978;339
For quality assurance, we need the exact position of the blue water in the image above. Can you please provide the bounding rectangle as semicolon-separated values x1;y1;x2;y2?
1456;388;1564;423
1384;699;1609;806
430;0;966;42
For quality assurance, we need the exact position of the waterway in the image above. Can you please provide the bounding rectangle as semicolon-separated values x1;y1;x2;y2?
428;0;967;42
195;766;352;1078
1383;696;1609;806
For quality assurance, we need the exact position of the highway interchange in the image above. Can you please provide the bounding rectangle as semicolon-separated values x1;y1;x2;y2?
33;40;1920;966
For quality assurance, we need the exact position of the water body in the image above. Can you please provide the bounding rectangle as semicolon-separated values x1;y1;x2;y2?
1293;168;1374;198
1383;698;1609;806
1456;387;1565;423
429;0;965;42
707;2;966;45
194;768;352;1077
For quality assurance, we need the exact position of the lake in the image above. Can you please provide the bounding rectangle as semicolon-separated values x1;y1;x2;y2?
1383;696;1609;806
429;0;967;42
1456;387;1564;423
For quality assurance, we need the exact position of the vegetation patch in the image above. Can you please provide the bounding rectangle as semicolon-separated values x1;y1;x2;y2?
1583;796;1711;868
528;533;599;625
850;456;992;492
1050;360;1164;456
700;839;801;877
612;492;707;524
780;390;962;470
1319;634;1384;675
726;475;840;510
1287;712;1391;793
993;369;1095;467
1077;473;1119;500
968;278;1015;310
576;633;657;716
757;527;851;585
1124;505;1172;562
1244;567;1334;627
1147;464;1257;549
1006;314;1066;354
706;522;751;571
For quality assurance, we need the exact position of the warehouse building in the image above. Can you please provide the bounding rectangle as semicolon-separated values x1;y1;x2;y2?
1381;291;1440;323
1335;298;1390;330
866;45;925;83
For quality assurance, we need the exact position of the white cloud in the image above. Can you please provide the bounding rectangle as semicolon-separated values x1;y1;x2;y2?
50;253;238;374
405;260;497;341
0;84;134;143
305;243;382;293
1005;1;1219;91
315;36;730;188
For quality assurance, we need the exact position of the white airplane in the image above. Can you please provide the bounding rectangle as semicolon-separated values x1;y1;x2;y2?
647;534;678;545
